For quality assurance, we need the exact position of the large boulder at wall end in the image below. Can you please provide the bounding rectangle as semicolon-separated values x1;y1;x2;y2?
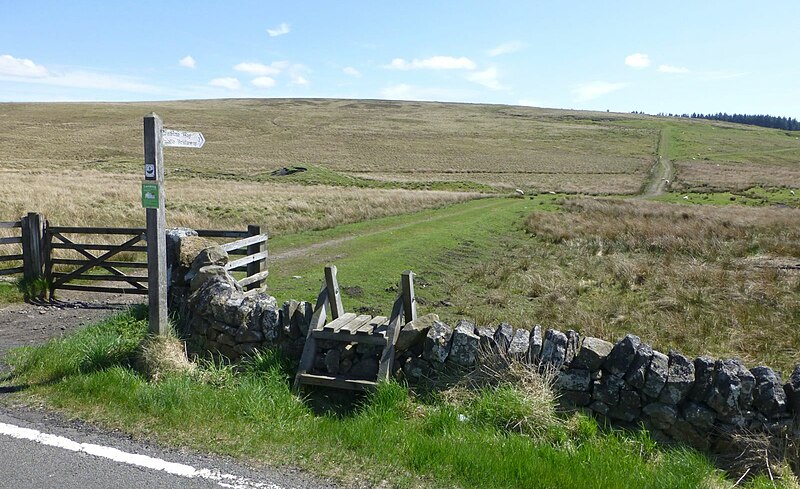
190;265;234;293
447;320;480;367
185;245;229;282
422;320;453;364
188;276;238;317
396;313;440;353
166;228;198;267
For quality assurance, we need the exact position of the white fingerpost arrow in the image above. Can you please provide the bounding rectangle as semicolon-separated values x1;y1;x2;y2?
162;129;205;148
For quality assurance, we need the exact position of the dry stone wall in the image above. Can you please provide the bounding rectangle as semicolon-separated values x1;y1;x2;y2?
168;231;800;453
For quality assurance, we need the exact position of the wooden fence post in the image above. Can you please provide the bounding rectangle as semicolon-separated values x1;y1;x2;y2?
401;270;417;324
20;212;45;282
245;224;266;291
324;265;343;320
144;113;168;335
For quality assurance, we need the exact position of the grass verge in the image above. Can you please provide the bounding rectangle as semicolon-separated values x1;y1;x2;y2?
4;308;789;488
0;281;23;305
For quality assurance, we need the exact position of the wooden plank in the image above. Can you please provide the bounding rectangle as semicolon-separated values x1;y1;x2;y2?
195;229;249;239
0;221;22;228
55;284;148;295
48;226;146;235
333;314;372;334
342;315;382;334
51;258;148;269
51;273;148;283
312;329;388;346
245;224;266;292
0;236;22;245
377;293;406;382
322;312;357;332
324;265;344;320
0;254;23;262
220;234;268;252
50;243;148;252
238;269;269;288
0;266;24;276
296;373;376;391
224;250;268;271
310;283;330;331
355;316;388;335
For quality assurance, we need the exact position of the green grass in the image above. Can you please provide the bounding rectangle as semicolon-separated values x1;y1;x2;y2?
266;196;559;319
0;281;23;305
653;188;800;207
264;194;799;373
4;308;782;488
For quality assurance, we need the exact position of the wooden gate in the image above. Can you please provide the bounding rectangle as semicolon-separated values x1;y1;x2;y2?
44;224;268;298
46;226;149;297
0;218;24;277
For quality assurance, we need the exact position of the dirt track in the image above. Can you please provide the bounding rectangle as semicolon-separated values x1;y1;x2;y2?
0;290;143;375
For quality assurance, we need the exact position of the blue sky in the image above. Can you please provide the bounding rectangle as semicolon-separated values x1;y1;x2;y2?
1;1;798;117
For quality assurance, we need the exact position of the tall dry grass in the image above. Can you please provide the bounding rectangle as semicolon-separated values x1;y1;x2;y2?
0;169;479;234
447;198;799;373
526;198;800;258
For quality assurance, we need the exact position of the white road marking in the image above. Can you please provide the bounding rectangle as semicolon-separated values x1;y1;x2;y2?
0;422;285;489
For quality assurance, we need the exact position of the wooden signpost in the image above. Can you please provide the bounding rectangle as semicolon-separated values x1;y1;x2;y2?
143;113;204;335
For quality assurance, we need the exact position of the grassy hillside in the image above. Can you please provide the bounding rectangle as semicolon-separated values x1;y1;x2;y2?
1;99;796;234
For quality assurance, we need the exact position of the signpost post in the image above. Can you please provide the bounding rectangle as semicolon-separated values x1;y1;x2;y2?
143;113;204;335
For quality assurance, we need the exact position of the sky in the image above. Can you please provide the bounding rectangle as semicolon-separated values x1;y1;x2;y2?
1;1;799;117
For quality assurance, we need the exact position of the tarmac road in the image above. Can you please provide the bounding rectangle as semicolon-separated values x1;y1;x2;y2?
0;408;338;489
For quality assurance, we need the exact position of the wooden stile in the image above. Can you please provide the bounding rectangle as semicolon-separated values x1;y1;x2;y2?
294;266;416;393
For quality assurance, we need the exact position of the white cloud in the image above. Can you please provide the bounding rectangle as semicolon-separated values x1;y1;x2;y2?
572;81;628;102
290;74;309;86
342;66;361;77
387;56;476;70
209;77;241;90
0;54;163;94
178;55;196;69
467;67;504;90
267;22;290;37
0;54;49;77
234;62;282;76
251;76;276;88
625;53;651;69
658;64;689;73
487;41;524;57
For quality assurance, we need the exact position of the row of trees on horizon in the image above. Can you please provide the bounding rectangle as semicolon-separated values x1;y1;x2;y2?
630;111;800;131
